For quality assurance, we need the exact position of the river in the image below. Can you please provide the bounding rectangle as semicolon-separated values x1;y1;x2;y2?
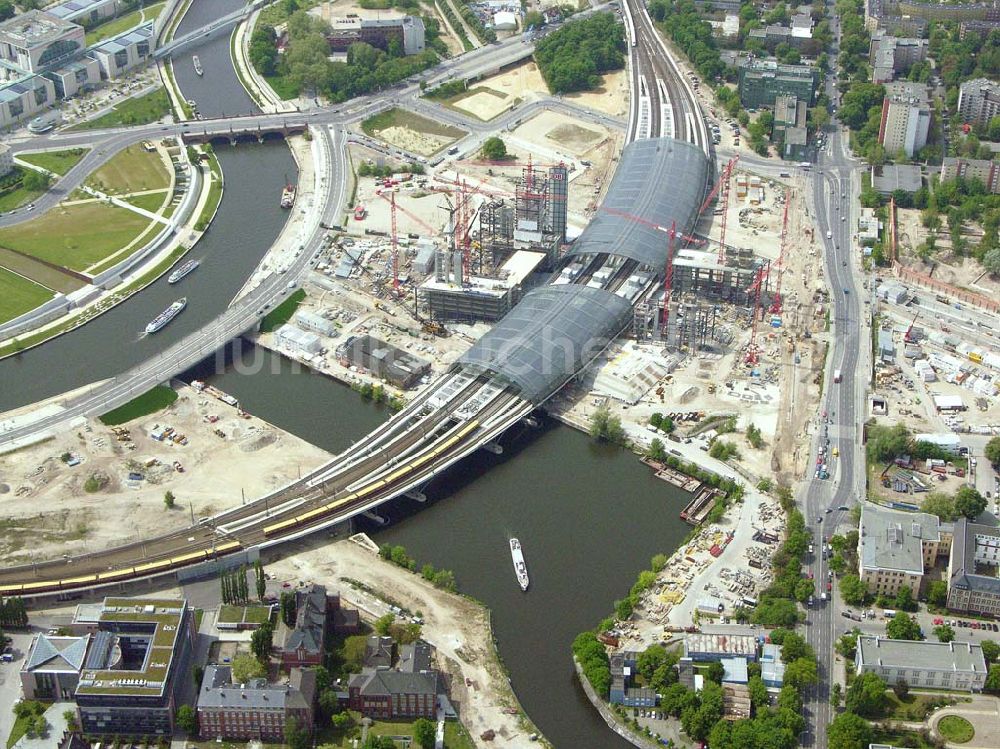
202;345;692;749
7;4;695;746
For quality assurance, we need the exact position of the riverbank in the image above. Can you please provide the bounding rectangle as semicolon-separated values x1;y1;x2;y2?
265;534;550;748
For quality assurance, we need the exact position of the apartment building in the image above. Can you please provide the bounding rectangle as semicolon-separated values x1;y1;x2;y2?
877;81;932;157
947;518;1000;616
858;503;951;597
958;78;1000;128
940;157;1000;194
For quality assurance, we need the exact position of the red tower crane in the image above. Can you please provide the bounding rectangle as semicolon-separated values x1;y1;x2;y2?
769;189;791;315
390;191;400;293
662;221;677;330
715;158;738;265
696;156;739;220
904;311;920;343
745;265;766;365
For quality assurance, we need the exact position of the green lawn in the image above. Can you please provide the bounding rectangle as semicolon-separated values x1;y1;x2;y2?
938;715;974;743
0;201;155;272
883;691;958;721
0;266;54;324
69;88;172;130
217;604;272;624
18;148;90;176
125;190;170;213
264;72;301;100
85;1;166;45
194;175;223;232
260;289;306;333
0;168;44;213
362;107;467;140
99;385;178;426
86;145;171;195
6;701;49;749
0;247;85;295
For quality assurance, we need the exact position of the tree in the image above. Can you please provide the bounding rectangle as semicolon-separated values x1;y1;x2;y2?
981;639;1000;664
22;170;50;192
413;717;436;749
840;575;867;606
954;486;987;520
779;633;813;663
480;136;508;161
254;560;266;601
285;716;311;749
894;586;916;612
748;675;768;713
934;624;955;643
985;436;1000;469
784;657;818;689
985;248;1000;276
830;682;842;708
636;644;667;681
524;10;544;27
920;492;957;521
231;653;266;683
794;578;815;603
886;611;923;641
647;437;667;462
893;677;909;700
163;491;175;509
589;405;627;446
828;711;874;749
331;711;353;730
63;709;78;732
280;591;297;627
845;671;888;717
375;613;395;636
706;660;725;684
251;623;273;661
0;2;14;22
175;704;197;735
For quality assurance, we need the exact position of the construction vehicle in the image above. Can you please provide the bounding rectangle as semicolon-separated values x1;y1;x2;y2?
422;320;449;337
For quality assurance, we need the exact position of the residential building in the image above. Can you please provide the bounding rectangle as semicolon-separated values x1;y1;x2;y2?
737;58;818;108
20;634;91;700
871;164;923;194
0;11;85;77
347;639;443;719
708;14;740;40
609;651;657;707
878;81;931;157
278;584;329;668
941;157;1000;194
683;633;758;662
947;519;1000;616
364;636;395;669
790;12;813;37
88;23;152;79
869;32;928;83
197;665;316;742
855;636;988;692
858;503;951;597
958;78;1000;128
74;597;196;737
959;18;1000;38
324;15;425;56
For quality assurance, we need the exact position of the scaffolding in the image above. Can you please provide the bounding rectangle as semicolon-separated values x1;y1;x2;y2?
478;198;514;270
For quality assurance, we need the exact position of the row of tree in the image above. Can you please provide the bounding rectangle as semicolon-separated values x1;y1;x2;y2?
0;596;28;629
220;566;251;606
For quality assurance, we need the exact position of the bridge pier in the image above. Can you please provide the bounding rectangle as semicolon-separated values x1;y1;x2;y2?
404;491;427;503
523;415;540;428
483;441;503;455
363;510;387;525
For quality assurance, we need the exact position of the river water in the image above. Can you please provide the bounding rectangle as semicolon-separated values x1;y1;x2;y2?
203;346;692;749
5;5;695;746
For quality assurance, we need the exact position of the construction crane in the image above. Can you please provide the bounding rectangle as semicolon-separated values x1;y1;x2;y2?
769;189;791;315
715;158;738;265
375;190;437;236
904;311;920;343
390;191;400;294
745;265;766;365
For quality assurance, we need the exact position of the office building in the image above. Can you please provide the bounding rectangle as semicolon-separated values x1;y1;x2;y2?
47;0;124;27
940;157;1000;194
878;81;931;157
74;597;196;737
0;10;85;76
325;15;425;56
737;59;818;108
88;22;152;79
947;518;1000;616
20;634;91;700
610;651;657;707
855;636;987;692
336;334;431;389
197;665;316;742
958;78;1000;128
858;503;951;597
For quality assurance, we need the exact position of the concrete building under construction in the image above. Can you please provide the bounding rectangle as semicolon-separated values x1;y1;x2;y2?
420;249;546;322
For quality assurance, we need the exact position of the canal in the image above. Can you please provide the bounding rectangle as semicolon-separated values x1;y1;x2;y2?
203;346;692;749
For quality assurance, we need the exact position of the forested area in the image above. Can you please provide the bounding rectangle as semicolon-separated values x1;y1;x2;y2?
533;13;625;94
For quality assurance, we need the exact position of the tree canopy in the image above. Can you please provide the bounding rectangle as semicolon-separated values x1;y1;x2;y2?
534;13;626;94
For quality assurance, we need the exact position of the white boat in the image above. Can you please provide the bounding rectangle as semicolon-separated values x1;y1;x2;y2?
167;259;199;284
193;55;203;76
510;538;529;591
145;298;187;334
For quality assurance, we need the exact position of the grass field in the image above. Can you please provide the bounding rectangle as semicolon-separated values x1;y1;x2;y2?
5;701;49;749
99;385;178;426
125;190;170;213
0;201;155;272
361;107;466;140
217;605;273;624
18;148;90;176
260;289;306;333
937;715;974;743
0;267;54;325
0;168;44;213
194;176;223;232
264;72;300;100
86;145;171;195
316;714;474;749
69;88;172;130
0;247;85;295
85;2;165;46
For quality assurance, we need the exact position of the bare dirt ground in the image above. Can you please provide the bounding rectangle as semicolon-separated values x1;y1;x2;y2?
476;61;550;102
372;125;461;157
452;87;518;121
0;385;330;564
267;535;546;748
896;207;999;297
564;67;629;118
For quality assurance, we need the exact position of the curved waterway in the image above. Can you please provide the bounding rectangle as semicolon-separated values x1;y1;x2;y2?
0;2;296;412
204;346;692;749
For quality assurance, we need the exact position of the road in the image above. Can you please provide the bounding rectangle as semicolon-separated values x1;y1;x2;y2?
799;12;870;746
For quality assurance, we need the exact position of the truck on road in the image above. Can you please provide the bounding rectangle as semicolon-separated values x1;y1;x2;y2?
834;369;842;383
